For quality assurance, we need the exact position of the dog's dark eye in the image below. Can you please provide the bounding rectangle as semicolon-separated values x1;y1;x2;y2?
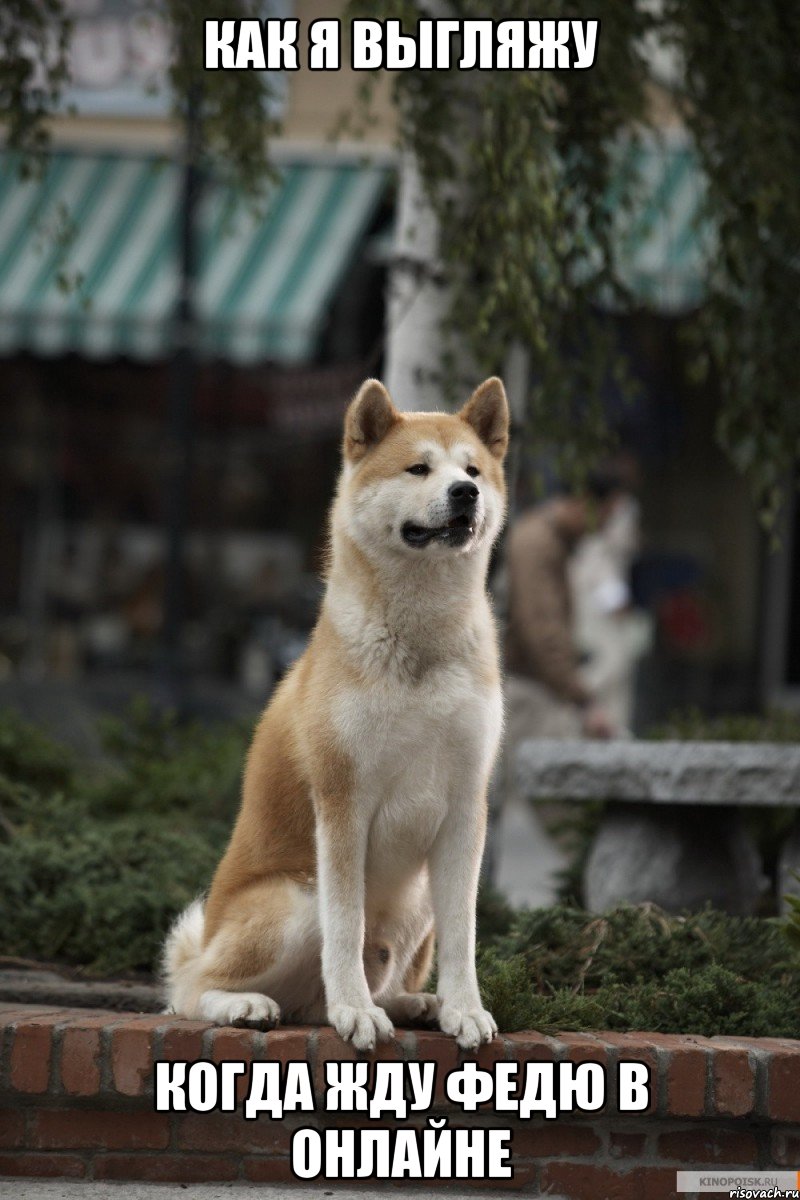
406;463;430;476
466;465;480;478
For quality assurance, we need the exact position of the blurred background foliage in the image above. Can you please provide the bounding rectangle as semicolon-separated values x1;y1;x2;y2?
5;1;799;517
353;0;800;521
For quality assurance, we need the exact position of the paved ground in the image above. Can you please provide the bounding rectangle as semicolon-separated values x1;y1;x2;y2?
0;1183;527;1199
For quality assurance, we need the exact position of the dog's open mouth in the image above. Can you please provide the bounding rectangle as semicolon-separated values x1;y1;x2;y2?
401;513;476;548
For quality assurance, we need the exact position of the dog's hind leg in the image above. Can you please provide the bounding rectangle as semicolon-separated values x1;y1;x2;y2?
403;925;436;993
164;876;323;1027
198;988;281;1029
381;925;440;1026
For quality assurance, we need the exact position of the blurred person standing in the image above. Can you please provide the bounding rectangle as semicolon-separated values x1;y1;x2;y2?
503;470;627;744
570;489;652;733
489;470;628;908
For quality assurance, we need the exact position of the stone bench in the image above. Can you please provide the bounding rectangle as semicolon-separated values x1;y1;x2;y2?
515;740;800;914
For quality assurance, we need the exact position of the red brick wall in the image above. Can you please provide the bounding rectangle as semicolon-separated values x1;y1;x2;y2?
1;1003;799;1197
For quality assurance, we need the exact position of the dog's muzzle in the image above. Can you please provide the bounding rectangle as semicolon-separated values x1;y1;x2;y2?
401;482;480;548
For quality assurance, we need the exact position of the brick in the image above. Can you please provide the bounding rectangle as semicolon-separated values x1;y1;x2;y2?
557;1032;609;1067
368;1029;410;1064
608;1130;647;1159
474;1035;509;1071
501;1033;558;1113
413;1030;460;1105
557;1033;611;1117
110;1018;165;1096
712;1048;755;1117
505;1031;558;1063
364;1030;413;1096
175;1112;290;1154
596;1033;659;1116
666;1044;707;1118
313;1027;356;1102
160;1021;209;1065
657;1127;758;1165
0;1107;25;1148
640;1166;682;1200
772;1128;800;1166
60;1026;104;1097
94;1153;239;1182
9;1015;63;1093
514;1124;601;1158
210;1027;259;1105
635;1033;713;1119
0;1152;86;1178
769;1048;800;1122
465;1034;510;1113
262;1027;311;1065
212;1026;259;1064
30;1108;169;1151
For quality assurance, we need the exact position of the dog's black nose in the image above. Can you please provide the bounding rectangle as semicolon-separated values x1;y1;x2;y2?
448;480;479;508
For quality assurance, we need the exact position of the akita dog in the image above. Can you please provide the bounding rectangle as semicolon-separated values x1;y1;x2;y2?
163;376;509;1050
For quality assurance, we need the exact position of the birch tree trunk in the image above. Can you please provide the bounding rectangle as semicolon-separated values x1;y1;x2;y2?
384;149;530;432
383;151;453;412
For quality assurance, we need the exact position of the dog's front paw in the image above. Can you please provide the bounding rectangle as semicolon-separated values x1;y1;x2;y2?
329;1003;394;1051
438;1002;497;1050
384;992;440;1025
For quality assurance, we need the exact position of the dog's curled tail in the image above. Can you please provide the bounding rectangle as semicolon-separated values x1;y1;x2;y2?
161;898;205;1014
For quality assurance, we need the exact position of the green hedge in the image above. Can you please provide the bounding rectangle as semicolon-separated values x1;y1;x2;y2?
0;701;247;974
475;890;800;1038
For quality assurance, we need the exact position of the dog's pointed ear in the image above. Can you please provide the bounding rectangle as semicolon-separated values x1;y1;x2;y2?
344;379;400;462
459;377;509;460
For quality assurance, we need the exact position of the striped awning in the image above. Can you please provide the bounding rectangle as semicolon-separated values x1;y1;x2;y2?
611;133;711;312
0;152;389;363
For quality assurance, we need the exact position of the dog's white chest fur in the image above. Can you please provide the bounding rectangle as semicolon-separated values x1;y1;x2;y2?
332;659;502;889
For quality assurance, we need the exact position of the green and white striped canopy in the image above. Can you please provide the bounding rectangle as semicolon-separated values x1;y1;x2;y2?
0;151;389;363
0;136;708;364
612;133;711;312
